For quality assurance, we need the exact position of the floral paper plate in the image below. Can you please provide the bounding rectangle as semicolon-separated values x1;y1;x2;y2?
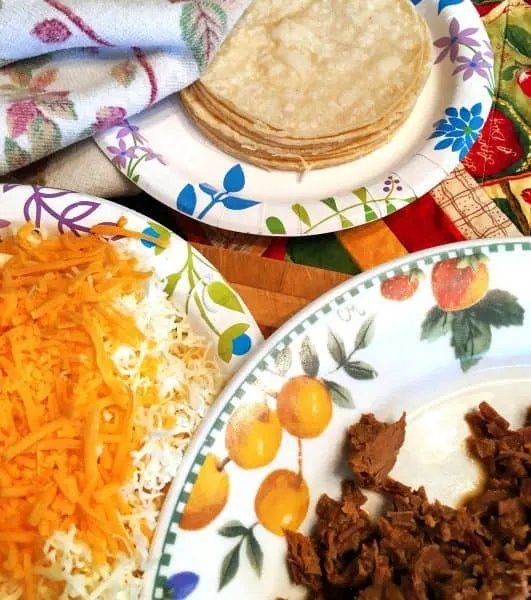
0;184;262;371
96;0;493;237
146;238;531;599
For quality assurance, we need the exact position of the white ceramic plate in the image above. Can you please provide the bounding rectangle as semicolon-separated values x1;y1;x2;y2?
96;0;493;237
146;238;530;599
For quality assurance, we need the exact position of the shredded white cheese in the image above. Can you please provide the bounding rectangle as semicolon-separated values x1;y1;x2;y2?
3;239;223;599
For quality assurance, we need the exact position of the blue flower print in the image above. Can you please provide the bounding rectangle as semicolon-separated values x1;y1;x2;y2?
140;226;159;248
437;0;464;13
176;164;260;221
163;571;199;599
430;104;484;161
411;0;465;12
232;333;252;356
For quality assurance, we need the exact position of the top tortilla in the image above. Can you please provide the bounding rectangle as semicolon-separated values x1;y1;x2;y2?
201;0;427;138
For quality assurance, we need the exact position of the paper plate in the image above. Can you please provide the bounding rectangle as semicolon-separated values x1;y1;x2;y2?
96;0;493;237
0;183;262;371
145;238;530;599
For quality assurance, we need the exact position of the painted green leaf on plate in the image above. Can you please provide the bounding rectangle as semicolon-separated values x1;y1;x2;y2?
300;335;319;377
327;330;346;365
266;216;286;235
292;203;311;227
385;200;397;215
471;290;524;328
450;313;492;372
218;323;250;363
344;360;378;380
321;197;338;211
421;307;454;341
246;531;263;577
354;316;375;351
324;380;355;408
339;214;353;229
164;272;182;297
218;521;248;538
218;541;241;591
353;188;368;203
208;281;244;313
274;346;292;376
364;204;378;222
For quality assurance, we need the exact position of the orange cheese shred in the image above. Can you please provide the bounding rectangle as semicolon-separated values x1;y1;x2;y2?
90;223;170;248
0;222;152;596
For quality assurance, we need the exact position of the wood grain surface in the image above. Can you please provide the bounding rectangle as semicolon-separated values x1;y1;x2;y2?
192;243;350;337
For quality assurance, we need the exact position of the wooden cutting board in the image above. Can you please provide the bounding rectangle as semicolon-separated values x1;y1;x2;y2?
110;195;350;337
192;243;350;338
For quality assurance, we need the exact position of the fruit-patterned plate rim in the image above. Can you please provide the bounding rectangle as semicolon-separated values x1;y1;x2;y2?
95;0;493;237
147;236;531;599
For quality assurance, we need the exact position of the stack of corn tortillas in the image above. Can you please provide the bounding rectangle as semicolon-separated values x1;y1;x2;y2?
180;0;433;172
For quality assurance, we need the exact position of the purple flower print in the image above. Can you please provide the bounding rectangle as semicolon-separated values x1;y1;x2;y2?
139;146;167;165
453;52;491;80
32;19;72;43
482;40;494;62
383;176;403;194
107;139;137;170
115;120;147;143
434;18;479;64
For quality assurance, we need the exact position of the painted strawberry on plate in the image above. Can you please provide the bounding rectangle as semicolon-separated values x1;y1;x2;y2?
421;255;524;372
381;269;424;301
431;256;488;311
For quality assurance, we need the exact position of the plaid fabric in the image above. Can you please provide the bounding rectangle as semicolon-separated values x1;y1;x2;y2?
4;0;530;275
173;0;530;274
432;165;521;239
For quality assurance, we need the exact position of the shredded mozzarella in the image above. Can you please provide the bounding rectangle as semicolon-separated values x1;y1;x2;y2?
4;239;223;599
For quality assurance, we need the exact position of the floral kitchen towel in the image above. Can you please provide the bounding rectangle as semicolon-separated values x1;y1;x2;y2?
0;0;251;175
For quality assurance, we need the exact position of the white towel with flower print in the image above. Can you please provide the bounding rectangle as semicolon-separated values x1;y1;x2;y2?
0;0;251;175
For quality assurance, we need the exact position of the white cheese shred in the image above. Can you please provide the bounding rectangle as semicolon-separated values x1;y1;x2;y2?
2;239;223;599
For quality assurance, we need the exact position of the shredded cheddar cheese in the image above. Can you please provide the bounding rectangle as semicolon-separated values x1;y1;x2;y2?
0;224;223;599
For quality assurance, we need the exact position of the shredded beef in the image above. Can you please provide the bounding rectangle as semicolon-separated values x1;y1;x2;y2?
348;413;406;486
286;403;530;599
285;530;323;595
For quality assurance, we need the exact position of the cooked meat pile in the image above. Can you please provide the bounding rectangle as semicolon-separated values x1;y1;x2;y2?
286;403;530;599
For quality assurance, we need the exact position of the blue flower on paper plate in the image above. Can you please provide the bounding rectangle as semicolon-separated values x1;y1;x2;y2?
141;226;159;248
232;332;252;356
218;323;252;363
163;571;199;599
176;164;260;221
429;103;484;161
140;222;171;254
437;0;464;13
410;0;463;10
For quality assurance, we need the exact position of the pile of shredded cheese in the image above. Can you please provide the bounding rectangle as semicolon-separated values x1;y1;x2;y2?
0;222;223;599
